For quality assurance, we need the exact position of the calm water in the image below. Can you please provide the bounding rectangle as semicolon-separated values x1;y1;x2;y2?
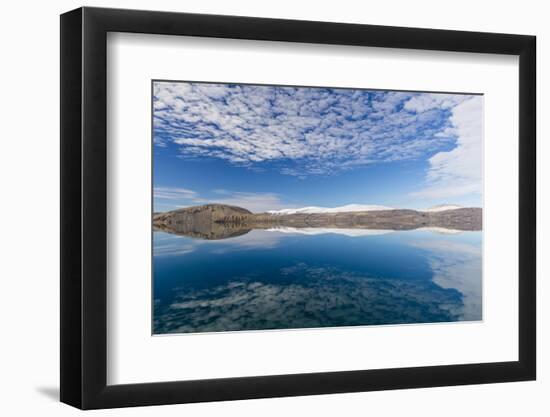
153;229;482;334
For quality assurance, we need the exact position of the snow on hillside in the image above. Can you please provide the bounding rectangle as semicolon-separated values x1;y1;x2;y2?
267;226;463;236
266;227;393;237
420;204;464;213
268;204;466;215
267;204;394;215
415;227;463;235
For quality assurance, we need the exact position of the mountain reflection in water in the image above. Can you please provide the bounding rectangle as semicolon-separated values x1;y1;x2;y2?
153;228;482;334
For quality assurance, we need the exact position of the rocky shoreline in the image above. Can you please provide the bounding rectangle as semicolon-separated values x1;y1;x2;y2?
153;204;482;240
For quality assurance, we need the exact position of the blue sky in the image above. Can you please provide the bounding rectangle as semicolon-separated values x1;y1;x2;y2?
153;81;482;213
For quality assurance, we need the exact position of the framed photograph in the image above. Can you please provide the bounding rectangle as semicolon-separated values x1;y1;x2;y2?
60;7;536;409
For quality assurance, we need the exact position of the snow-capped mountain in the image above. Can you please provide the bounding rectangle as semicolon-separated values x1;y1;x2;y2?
267;204;394;215
420;204;464;213
267;203;465;215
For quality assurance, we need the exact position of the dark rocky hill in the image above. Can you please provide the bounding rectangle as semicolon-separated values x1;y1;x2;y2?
153;204;252;239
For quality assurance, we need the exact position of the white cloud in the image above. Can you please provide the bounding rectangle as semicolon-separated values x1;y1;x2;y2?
410;96;483;200
154;186;294;213
153;187;201;200
153;82;465;176
210;192;292;213
403;93;466;113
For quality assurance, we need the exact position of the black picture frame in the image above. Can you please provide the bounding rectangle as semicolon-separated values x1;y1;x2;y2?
60;6;536;410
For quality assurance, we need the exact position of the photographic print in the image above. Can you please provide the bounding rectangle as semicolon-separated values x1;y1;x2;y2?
152;81;483;335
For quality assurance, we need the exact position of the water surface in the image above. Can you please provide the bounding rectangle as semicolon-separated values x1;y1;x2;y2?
153;229;482;334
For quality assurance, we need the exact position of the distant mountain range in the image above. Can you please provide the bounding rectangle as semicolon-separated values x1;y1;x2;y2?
421;204;465;212
267;204;393;215
267;203;465;215
153;203;482;240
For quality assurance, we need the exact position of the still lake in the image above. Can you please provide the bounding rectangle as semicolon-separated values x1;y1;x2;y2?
153;228;482;334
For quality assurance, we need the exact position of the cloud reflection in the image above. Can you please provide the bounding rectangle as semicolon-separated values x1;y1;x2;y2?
154;230;285;257
154;263;465;334
409;238;482;320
